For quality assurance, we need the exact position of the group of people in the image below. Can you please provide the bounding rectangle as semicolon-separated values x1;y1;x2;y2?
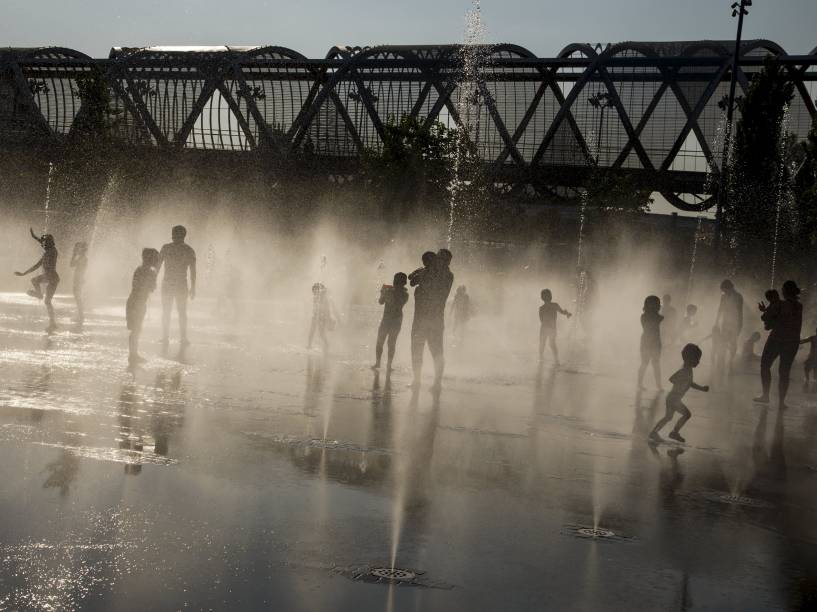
639;278;810;445
16;225;197;366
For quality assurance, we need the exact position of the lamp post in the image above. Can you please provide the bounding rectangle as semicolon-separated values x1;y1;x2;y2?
587;91;615;165
715;0;752;253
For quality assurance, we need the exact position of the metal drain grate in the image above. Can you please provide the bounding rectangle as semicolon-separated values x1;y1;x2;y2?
576;527;616;539
370;567;417;582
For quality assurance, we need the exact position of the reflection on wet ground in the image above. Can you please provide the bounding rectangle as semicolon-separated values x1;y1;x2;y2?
1;292;817;610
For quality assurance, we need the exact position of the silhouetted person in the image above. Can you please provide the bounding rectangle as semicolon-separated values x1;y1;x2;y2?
307;282;334;350
16;228;59;332
755;280;803;409
759;289;781;331
411;248;453;388
742;331;762;363
70;241;88;325
638;295;664;390
649;343;709;444
538;288;572;365
715;279;743;370
451;285;472;343
662;294;678;346
127;248;159;367
408;251;436;289
678;304;698;344
373;272;408;371
158;225;196;346
800;327;817;392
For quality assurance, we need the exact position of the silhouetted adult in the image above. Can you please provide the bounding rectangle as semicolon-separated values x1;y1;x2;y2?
158;225;196;346
411;249;454;388
715;279;743;370
755;280;803;409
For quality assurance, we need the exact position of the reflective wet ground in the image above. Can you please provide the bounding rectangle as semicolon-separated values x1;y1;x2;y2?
2;292;817;611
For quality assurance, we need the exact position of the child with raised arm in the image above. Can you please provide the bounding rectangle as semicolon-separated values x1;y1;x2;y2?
373;272;409;371
126;248;160;367
637;295;664;390
800;326;817;391
70;241;88;324
649;343;709;444
15;229;59;332
538;289;572;365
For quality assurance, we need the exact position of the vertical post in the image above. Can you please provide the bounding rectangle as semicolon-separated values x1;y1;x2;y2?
596;106;605;165
715;0;750;254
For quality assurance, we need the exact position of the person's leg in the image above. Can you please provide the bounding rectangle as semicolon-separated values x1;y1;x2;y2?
778;342;798;408
386;323;399;370
637;350;648;389
161;287;172;343
29;273;45;299
44;277;58;328
74;283;84;323
652;352;663;390
549;332;560;365
539;327;546;360
411;323;425;385
129;330;138;360
673;403;692;433
650;399;675;438
758;340;779;401
176;286;189;344
374;322;388;368
428;326;444;386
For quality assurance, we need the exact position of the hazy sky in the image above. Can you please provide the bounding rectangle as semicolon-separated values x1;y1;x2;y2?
2;0;815;58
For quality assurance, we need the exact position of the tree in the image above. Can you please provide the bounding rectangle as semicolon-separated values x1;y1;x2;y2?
724;57;795;268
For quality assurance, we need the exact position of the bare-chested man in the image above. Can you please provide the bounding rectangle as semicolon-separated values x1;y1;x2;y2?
158;225;196;346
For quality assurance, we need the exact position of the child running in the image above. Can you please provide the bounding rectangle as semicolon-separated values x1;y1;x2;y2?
15;228;60;332
637;295;664;390
538;289;572;365
800;327;817;392
307;283;334;351
649;343;709;444
373;272;409;371
70;241;88;325
126;248;160;367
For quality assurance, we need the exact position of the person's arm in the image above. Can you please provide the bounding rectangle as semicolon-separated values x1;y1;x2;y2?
691;382;709;392
29;228;41;244
557;303;572;317
800;335;815;345
189;249;197;299
15;256;43;276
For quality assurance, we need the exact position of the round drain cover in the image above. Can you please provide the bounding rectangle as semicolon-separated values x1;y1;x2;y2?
370;567;417;582
577;527;615;539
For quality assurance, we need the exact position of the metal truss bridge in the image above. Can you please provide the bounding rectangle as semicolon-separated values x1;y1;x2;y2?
1;41;816;210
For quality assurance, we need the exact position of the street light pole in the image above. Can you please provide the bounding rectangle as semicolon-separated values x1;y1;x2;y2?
715;0;751;254
588;92;614;165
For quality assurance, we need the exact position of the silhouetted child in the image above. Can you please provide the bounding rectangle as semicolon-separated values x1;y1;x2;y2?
662;294;678;346
126;248;159;366
638;295;664;390
800;327;817;391
373;273;409;371
15;228;59;332
70;241;88;324
539;289;572;365
451;285;472;342
742;331;762;363
759;289;781;331
678;304;698;344
408;251;436;288
307;282;334;350
649;343;709;444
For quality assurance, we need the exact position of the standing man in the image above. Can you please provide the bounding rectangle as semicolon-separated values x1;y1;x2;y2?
411;248;454;388
158;225;196;347
715;279;743;372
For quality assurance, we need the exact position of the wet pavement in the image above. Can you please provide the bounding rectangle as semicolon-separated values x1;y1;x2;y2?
2;292;817;611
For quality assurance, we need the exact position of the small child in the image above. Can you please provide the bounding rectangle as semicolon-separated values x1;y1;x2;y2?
307;283;334;350
70;241;88;324
538;289;572;365
638;295;664;390
759;289;781;331
742;331;762;363
373;273;409;371
800;327;817;391
15;228;60;332
126;248;159;366
451;285;472;342
649;343;709;444
408;251;436;288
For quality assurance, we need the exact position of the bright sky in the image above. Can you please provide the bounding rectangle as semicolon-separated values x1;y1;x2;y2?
2;0;815;58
